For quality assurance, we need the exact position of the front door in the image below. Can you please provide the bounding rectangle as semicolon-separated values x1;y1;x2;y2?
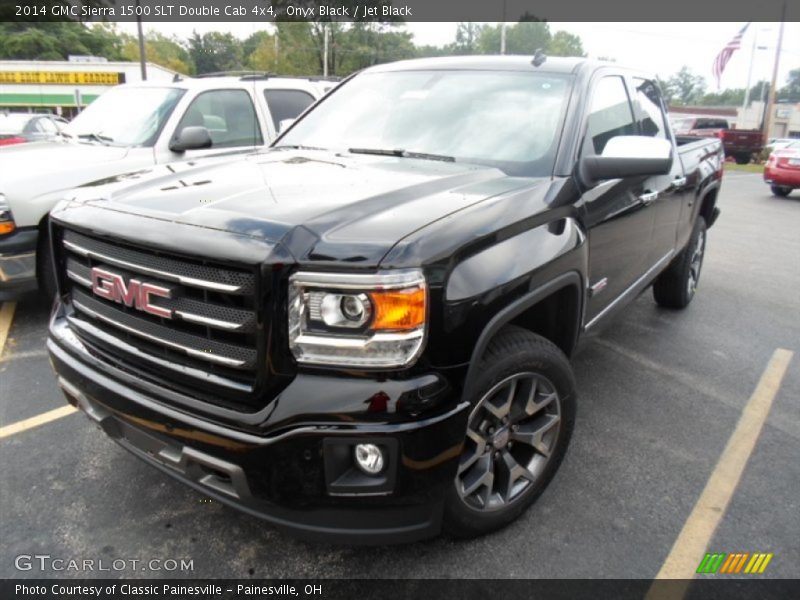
580;75;658;326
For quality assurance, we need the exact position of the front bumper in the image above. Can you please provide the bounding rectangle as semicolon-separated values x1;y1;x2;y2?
48;312;469;544
0;228;37;289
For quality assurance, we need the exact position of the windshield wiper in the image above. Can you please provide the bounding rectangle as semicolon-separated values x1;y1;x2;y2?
348;148;455;163
273;144;327;151
77;132;114;144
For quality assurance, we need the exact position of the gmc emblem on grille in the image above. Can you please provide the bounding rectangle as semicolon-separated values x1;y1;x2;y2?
90;267;173;319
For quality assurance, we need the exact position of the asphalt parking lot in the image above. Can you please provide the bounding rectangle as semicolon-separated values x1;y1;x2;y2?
1;171;798;580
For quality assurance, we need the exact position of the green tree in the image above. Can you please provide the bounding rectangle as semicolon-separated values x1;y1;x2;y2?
0;22;124;60
477;22;551;55
187;31;243;74
121;31;193;75
452;22;484;55
337;23;415;73
547;31;585;57
778;68;800;103
666;66;707;105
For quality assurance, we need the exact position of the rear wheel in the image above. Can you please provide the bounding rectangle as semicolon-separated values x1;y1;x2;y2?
443;326;576;538
653;216;706;309
734;154;751;165
770;185;792;197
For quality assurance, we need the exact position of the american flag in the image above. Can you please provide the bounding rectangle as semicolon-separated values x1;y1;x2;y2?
712;23;750;88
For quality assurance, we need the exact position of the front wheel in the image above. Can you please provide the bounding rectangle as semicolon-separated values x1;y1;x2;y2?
771;185;792;197
443;326;576;538
653;217;707;309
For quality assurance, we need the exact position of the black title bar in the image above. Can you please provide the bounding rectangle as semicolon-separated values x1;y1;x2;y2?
1;0;798;22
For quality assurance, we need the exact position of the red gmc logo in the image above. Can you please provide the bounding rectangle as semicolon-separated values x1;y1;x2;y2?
90;267;173;319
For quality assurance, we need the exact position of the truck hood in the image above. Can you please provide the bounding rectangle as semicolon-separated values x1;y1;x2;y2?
71;149;538;265
0;139;136;201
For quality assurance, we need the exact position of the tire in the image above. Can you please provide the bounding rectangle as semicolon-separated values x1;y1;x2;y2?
36;230;57;301
443;326;576;538
652;216;707;309
734;154;751;165
770;185;791;197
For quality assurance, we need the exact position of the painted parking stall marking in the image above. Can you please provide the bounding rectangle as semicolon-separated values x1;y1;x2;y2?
648;348;793;592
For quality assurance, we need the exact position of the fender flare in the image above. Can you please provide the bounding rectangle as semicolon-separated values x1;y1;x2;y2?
461;271;584;401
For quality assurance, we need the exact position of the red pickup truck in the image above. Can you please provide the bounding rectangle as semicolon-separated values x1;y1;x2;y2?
673;117;762;165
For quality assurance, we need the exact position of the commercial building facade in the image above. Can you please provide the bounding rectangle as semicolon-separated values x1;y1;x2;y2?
0;59;178;118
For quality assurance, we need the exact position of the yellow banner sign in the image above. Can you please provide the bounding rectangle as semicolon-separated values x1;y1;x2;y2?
0;71;122;86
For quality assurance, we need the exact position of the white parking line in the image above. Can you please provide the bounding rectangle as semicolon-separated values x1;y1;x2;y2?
0;405;78;440
0;301;16;357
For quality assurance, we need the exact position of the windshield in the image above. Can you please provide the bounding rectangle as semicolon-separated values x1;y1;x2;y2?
0;114;33;134
63;86;185;147
278;70;573;177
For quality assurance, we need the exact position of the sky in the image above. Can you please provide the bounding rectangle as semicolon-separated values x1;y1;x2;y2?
115;21;800;92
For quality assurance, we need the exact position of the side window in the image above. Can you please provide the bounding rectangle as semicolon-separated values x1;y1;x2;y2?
39;118;59;134
263;89;316;130
23;119;41;134
176;89;263;148
583;76;636;156
632;78;667;140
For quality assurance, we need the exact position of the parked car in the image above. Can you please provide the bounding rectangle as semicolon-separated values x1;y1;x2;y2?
0;75;328;295
0;112;68;147
765;138;797;152
764;141;800;197
673;117;762;164
47;56;723;543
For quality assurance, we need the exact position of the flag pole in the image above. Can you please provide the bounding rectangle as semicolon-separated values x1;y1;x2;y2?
741;25;756;121
763;2;787;142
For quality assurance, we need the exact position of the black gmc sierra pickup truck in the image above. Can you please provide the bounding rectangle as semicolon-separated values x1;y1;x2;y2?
47;56;723;543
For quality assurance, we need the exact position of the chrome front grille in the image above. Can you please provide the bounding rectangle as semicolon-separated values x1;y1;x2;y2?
59;228;263;409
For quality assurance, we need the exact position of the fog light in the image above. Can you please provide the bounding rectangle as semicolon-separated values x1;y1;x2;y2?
354;443;385;475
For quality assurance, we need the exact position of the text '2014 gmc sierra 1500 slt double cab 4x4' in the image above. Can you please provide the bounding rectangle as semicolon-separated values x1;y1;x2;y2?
47;56;723;544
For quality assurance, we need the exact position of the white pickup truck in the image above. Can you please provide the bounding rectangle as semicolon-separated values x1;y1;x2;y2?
0;74;331;295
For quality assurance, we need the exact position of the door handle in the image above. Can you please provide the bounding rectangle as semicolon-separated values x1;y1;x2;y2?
672;176;687;189
639;191;658;205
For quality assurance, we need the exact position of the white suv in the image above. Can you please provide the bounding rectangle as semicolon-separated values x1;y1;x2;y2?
0;74;332;295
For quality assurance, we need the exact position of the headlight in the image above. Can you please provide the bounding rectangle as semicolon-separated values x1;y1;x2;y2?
288;269;427;368
0;194;15;236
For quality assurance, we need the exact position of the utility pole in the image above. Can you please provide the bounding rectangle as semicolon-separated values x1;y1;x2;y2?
323;24;330;77
135;0;147;80
500;0;507;55
274;30;279;71
763;2;786;142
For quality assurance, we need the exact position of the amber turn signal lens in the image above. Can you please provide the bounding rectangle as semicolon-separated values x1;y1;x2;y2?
0;221;16;235
369;286;426;331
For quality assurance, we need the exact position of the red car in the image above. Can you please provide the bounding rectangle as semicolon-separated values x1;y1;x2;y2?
764;141;800;197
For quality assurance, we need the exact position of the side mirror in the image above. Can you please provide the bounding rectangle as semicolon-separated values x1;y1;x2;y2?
579;136;673;186
169;126;212;153
277;118;296;135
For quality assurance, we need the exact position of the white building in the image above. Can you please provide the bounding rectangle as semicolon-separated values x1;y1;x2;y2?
0;59;179;118
736;100;800;140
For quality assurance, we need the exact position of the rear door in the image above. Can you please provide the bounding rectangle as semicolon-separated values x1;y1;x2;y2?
262;88;317;134
580;74;658;326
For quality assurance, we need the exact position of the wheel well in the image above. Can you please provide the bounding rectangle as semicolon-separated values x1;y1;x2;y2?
35;213;49;264
507;284;580;358
699;188;718;227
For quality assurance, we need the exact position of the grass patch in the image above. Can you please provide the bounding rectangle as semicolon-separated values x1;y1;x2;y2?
724;162;764;174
